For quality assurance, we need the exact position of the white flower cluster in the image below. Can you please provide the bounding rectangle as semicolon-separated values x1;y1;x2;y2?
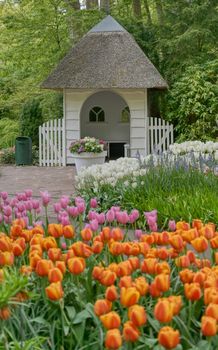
76;157;147;191
169;141;218;156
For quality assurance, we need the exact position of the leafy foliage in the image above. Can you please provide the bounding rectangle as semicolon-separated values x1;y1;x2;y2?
20;98;43;146
0;118;19;149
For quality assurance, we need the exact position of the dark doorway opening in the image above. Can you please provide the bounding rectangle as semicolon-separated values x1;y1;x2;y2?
109;143;125;159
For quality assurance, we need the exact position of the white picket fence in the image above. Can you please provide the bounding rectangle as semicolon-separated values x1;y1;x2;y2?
39;118;66;166
148;117;174;154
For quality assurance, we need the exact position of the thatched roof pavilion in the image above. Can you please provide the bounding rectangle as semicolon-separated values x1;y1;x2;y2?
41;16;172;165
42;15;168;90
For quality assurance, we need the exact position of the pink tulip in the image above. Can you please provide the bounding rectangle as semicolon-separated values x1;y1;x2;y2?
75;196;85;206
17;203;25;213
106;209;115;223
90;219;99;231
135;229;142;239
97;213;105;225
77;202;85;214
15;212;22;219
88;210;97;221
116;211;129;225
90;198;98;208
3;205;12;217
16;193;27;201
53;203;61;214
168;220;176;231
0;192;8;200
60;215;70;226
60;195;70;209
33;220;43;227
40;191;51;207
25;189;33;198
61;242;67;250
4;215;12;224
10;198;18;208
25;201;33;211
67;206;79;217
111;206;120;213
32;200;40;210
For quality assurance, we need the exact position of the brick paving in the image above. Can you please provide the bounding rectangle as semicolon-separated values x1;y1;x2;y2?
0;165;76;198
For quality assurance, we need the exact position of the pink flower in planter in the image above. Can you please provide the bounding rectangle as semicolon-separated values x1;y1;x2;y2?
3;205;12;217
97;213;105;225
25;189;33;198
40;191;51;207
168;220;176;231
90;198;98;208
90;219;99;231
0;192;8;200
67;206;79;218
106;209;115;223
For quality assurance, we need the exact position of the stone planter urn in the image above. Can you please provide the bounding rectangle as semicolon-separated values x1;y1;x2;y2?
72;151;107;173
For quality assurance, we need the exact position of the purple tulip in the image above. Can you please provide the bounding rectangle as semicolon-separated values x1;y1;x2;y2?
90;198;98;208
168;220;176;231
40;191;51;207
106;209;115;223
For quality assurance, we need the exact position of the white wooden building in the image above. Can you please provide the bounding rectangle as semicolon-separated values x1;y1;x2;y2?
41;16;172;166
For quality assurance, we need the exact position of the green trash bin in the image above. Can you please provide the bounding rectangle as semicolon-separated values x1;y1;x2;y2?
15;136;32;165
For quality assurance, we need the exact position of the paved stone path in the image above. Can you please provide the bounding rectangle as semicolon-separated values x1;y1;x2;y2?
0;165;76;199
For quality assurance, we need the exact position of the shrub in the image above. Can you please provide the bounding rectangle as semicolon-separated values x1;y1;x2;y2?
20;98;43;146
0;118;19;149
0;147;15;164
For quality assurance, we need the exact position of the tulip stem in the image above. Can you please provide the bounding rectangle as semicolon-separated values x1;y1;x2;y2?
187;300;192;329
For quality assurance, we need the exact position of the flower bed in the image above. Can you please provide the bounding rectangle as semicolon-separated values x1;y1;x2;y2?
0;191;218;349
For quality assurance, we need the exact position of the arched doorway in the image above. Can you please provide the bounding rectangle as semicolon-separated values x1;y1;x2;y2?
80;90;130;159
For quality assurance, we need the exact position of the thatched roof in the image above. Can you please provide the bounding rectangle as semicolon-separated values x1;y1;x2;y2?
42;16;168;90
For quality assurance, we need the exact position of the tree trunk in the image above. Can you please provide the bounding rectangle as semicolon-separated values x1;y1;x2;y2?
86;0;99;9
143;0;152;25
132;0;142;18
63;0;80;10
154;0;164;25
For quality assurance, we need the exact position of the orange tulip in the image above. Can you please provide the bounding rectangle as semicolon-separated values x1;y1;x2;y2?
133;276;149;296
119;276;132;289
138;241;150;256
176;221;190;230
0;251;14;266
205;303;218;321
10;224;23;238
158;326;180;349
201;316;217;337
48;224;63;238
117;260;132;277
141;258;157;274
105;329;122;349
100;227;111;242
12;243;24;256
48;267;63;283
154;274;170;292
70;241;92;258
20;228;32;241
105;285;118;301
29;253;41;269
169;234;184;251
200;225;215;240
120;287;140;307
32;225;44;235
181;228;198;243
109;241;123;256
42;237;58;250
191;236;208;253
210;236;218;249
0;306;11;320
193;271;207;287
157;247;169;260
111;228;123;241
68;257;85;275
0;236;12;251
48;248;62;262
154;299;174;323
204;288;218;305
92;266;104;280
155;261;171;275
92;241;103;254
94;299;112;316
149;282;162;298
100;311;121;329
55;261;66;275
175;255;190;268
122;242;132;256
81;228;93;241
184;283;201;301
108;263;118;274
128;304;147;327
128;257;140;270
45;281;64;301
35;259;53;277
63;225;75;239
30;234;43;246
100;270;116;286
129;243;140;256
192;219;203;230
179;269;194;284
123;321;140;342
20;265;32;275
